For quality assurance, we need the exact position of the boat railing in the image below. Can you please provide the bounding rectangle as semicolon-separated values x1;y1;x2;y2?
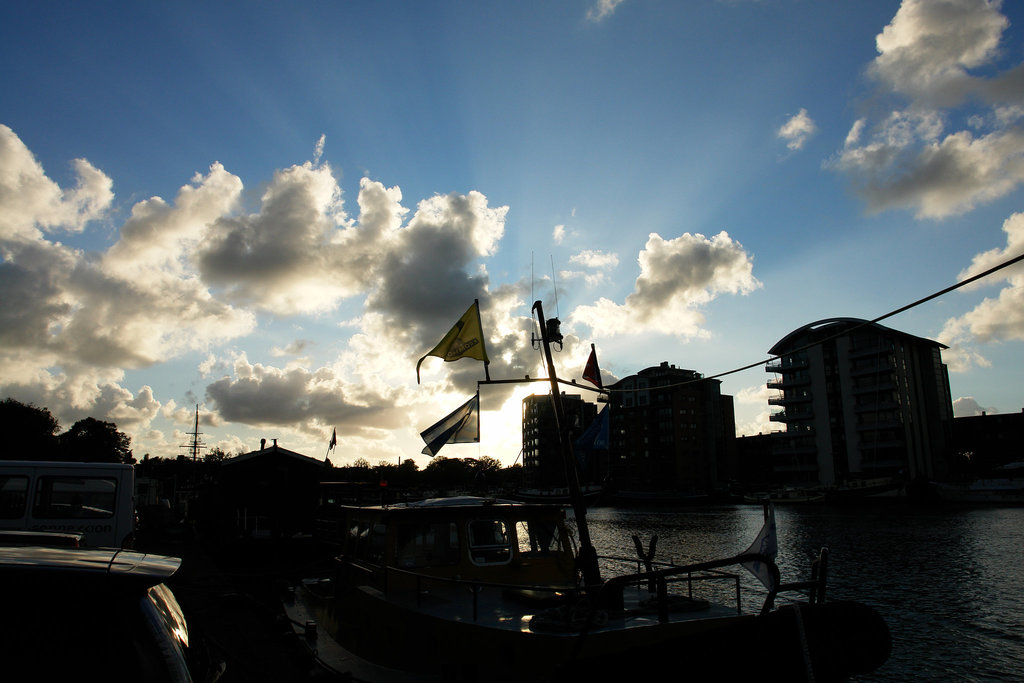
596;546;829;621
346;546;828;628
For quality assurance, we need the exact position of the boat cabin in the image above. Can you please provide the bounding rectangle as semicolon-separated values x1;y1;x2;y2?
316;496;578;589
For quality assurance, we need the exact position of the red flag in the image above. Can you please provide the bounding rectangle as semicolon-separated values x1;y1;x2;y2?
582;344;602;389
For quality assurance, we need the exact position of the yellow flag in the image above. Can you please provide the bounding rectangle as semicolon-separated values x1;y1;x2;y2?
417;300;490;383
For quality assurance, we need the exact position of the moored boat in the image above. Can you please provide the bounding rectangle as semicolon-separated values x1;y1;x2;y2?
284;301;891;680
930;462;1024;504
744;487;826;504
291;495;889;681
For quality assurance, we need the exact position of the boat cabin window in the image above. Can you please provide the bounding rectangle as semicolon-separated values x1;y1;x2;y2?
468;519;512;565
515;519;564;556
32;477;116;519
345;519;388;563
0;476;28;519
396;522;459;568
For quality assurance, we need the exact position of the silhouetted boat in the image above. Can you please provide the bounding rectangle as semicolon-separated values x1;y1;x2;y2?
744;488;826;504
930;462;1024;504
282;301;891;680
289;496;889;681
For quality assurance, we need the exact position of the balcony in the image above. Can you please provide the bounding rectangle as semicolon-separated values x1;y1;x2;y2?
768;391;812;406
769;409;813;423
765;357;809;373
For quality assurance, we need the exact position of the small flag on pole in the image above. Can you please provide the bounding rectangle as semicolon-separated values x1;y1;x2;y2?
328;428;337;450
582;343;602;389
573;404;610;470
419;393;480;456
742;503;778;591
416;300;490;383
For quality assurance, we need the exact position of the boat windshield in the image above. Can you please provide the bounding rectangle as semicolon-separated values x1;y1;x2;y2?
468;519;512;565
515;518;564;556
395;521;460;568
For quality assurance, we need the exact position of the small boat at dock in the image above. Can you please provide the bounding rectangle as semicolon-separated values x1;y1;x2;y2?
283;300;891;681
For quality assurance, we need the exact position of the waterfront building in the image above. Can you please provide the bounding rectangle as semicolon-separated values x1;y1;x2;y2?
607;362;736;494
952;409;1024;474
522;393;600;488
766;318;953;487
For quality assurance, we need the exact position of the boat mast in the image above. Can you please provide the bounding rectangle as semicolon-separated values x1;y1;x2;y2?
532;300;602;590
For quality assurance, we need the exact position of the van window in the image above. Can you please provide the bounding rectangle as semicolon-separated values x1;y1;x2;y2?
33;477;117;519
468;519;511;565
0;476;28;519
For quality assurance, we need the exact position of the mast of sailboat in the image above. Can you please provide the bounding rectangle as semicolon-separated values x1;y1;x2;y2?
532;300;602;590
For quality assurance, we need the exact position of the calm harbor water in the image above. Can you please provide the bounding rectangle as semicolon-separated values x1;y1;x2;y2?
578;503;1024;682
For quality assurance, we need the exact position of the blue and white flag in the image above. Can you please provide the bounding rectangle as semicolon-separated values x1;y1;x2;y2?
574;404;609;469
420;393;480;456
742;503;778;591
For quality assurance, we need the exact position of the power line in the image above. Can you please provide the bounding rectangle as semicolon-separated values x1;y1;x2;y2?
612;249;1024;392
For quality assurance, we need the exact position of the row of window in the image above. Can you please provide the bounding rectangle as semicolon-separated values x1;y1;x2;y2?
342;517;566;569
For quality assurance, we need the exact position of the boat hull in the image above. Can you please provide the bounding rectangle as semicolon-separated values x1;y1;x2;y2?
292;578;889;682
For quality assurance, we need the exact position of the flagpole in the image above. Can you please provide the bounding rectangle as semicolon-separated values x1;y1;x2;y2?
532;300;602;592
474;299;491;382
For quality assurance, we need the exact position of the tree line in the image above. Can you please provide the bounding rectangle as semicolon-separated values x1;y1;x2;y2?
0;398;133;464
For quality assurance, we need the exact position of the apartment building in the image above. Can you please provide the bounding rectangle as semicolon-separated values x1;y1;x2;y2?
767;318;953;486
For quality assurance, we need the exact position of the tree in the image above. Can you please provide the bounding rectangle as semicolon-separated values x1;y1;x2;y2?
0;398;61;461
59;417;134;464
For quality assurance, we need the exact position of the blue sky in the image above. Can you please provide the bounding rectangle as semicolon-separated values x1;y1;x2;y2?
2;0;1023;467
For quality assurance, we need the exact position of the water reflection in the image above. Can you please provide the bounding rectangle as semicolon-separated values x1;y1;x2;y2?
577;504;1024;681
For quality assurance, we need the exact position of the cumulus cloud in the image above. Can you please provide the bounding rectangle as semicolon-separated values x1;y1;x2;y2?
869;0;1011;107
834;0;1024;218
0;124;113;243
952;396;996;417
939;213;1024;370
0;123;538;466
204;353;408;436
777;109;817;151
570;231;760;337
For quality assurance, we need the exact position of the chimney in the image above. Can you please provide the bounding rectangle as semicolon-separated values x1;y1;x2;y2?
272;439;278;448
260;438;266;450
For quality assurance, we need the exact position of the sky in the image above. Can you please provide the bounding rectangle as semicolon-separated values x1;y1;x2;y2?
2;0;1024;468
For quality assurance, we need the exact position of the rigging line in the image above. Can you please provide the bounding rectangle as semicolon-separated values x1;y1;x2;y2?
551;255;560;319
605;249;1024;393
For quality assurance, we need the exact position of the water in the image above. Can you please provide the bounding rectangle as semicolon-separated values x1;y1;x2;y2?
577;503;1024;681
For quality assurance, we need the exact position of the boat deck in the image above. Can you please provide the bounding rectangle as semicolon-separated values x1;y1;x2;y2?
375;580;743;635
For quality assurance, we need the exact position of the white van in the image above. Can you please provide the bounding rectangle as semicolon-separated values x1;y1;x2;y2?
0;461;135;548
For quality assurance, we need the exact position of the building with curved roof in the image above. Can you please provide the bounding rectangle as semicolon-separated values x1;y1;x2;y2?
766;318;953;488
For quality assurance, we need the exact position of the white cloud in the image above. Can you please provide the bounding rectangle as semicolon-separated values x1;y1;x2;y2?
0;124;113;243
313;134;326;165
570;231;760;337
952;396;996;417
939;212;1024;371
553;224;566;244
777;109;817;151
870;0;1011;108
834;0;1024;218
587;0;625;22
570;249;619;269
835;122;1024;218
